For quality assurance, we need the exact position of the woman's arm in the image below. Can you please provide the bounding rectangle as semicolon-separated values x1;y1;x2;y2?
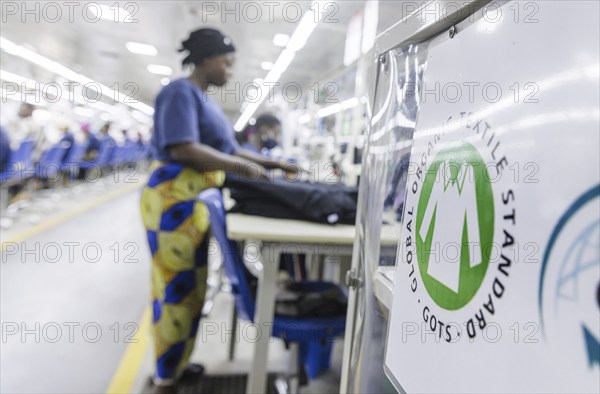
234;148;301;173
169;142;267;179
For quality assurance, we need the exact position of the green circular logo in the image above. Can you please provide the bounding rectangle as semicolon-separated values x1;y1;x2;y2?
416;142;494;310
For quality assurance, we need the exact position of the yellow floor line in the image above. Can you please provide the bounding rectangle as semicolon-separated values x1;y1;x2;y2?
107;307;152;394
0;182;142;248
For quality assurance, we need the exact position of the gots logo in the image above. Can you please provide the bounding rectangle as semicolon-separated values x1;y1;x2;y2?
416;142;495;310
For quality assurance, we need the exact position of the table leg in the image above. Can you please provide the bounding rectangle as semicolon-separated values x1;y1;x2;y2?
317;254;326;280
306;253;325;281
246;243;281;394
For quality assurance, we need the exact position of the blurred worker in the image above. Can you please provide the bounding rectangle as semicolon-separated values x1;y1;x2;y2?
58;125;75;161
7;103;47;162
136;131;147;148
0;126;11;171
99;122;116;147
236;124;260;153
0;126;25;205
122;129;135;146
254;113;281;153
82;123;101;160
140;27;299;393
236;114;282;155
4;104;45;202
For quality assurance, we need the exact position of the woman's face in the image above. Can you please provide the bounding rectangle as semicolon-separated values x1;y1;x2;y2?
259;124;281;142
202;53;235;87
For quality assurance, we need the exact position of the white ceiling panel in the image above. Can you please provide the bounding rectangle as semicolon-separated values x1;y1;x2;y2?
1;1;413;120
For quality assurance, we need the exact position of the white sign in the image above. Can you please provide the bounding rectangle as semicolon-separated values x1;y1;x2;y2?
385;2;600;393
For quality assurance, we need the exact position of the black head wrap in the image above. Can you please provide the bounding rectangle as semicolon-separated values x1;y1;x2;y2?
255;114;281;130
178;28;235;66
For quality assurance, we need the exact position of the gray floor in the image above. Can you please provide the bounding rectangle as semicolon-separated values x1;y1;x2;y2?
1;185;343;393
1;189;151;393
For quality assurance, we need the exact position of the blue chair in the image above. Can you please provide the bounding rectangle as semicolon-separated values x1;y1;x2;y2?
122;145;140;167
112;145;142;175
108;145;126;167
35;144;67;181
0;140;35;184
143;144;154;160
80;140;115;174
61;144;86;181
77;142;114;182
0;140;35;227
197;189;347;389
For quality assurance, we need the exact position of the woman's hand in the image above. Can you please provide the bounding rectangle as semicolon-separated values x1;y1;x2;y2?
277;160;304;174
169;143;270;180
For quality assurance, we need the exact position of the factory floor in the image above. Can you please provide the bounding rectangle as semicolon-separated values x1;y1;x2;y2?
0;174;343;393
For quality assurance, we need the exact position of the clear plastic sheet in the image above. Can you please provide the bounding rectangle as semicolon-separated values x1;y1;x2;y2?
347;42;430;393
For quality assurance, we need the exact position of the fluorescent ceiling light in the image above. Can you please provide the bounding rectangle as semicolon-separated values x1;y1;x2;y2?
126;42;158;56
298;114;311;124
264;49;295;83
0;37;154;115
88;4;133;22
273;34;290;47
260;62;273;71
234;1;326;131
0;69;84;104
235;101;261;131
342;97;359;109
0;70;37;88
1;87;46;106
317;103;342;118
147;64;172;76
1;38;84;82
246;86;259;97
317;97;360;118
286;10;321;52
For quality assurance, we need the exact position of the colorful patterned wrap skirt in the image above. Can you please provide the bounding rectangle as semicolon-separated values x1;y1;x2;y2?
140;161;224;383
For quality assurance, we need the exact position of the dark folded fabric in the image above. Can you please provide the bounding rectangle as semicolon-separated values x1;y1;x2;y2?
225;176;358;225
244;271;348;318
275;281;348;318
